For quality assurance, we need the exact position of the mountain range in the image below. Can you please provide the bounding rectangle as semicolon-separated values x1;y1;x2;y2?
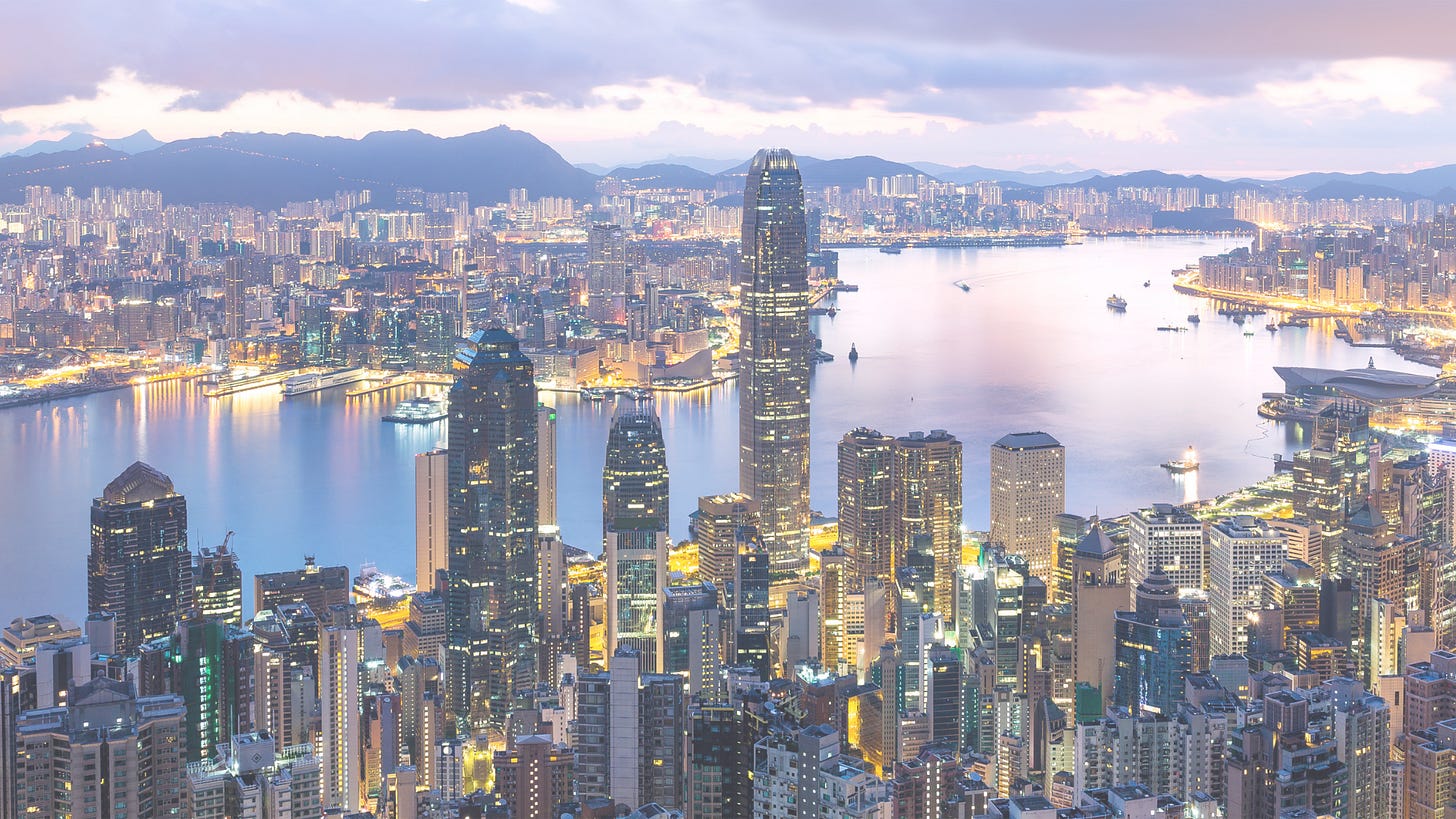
2;128;1455;208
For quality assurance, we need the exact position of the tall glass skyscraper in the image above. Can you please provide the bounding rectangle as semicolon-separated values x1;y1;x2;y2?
603;404;670;670
88;461;193;655
739;148;811;572
445;327;539;727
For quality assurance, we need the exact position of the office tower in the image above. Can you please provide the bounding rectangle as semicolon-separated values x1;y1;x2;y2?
538;403;558;529
223;256;245;338
783;587;820;672
925;645;965;745
1127;504;1206;593
893;429;964;620
573;648;687;809
319;606;364;811
1208;516;1287;657
662;583;722;696
88;461;194;655
989;432;1066;583
1052;513;1089;604
491;735;573;819
1337;505;1404;654
415;448;448;592
445;327;539;725
1113;568;1194;715
1270;517;1326;575
586;223;628;304
1292;402;1373;529
0;614;80;665
183;732;324;819
820;547;851;674
603;405;670;670
13;678;186;819
694;493;759;591
395;656;443;787
1261;558;1323;653
838;427;896;584
734;541;772;679
254;558;350;619
538;528;568;640
1071;523;1126;701
739;148;812;572
192;535;243;627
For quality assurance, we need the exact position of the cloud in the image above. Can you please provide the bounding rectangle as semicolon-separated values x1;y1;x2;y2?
1031;87;1215;142
1256;58;1450;115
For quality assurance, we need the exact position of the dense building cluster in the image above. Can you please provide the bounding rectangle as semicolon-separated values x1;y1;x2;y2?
9;148;1456;819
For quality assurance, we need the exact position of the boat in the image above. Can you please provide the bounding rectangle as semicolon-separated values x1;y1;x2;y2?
879;243;904;254
1161;445;1200;473
1187;314;1201;324
1243;328;1256;337
1106;295;1128;311
848;344;859;362
282;368;367;396
1143;280;1151;287
383;395;447;424
827;307;838;317
1279;317;1310;328
1232;314;1245;325
1156;325;1186;332
1266;322;1278;333
580;387;608;401
957;282;970;292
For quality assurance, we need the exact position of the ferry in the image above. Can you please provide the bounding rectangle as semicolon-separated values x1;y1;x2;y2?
282;368;367;396
1106;295;1128;311
1187;314;1201;324
848;344;859;362
879;243;905;255
1161;446;1200;473
383;395;448;424
579;387;609;401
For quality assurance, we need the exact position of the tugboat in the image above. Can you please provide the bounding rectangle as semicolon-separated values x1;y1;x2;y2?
848;343;859;362
1161;445;1200;473
1187;314;1201;324
1266;322;1278;333
1106;294;1128;311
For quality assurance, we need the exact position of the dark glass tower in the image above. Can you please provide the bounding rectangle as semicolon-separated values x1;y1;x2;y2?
739;148;811;572
603;404;670;669
445;327;539;727
88;461;193;655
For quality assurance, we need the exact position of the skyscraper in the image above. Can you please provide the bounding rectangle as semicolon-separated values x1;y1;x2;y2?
1208;516;1288;657
893;430;964;621
1127;503;1206;594
223;256;245;339
989;432;1066;583
1113;567;1194;715
739;148;812;572
839;427;896;586
445;327;539;726
538;403;558;529
88;461;194;655
693;493;759;592
193;534;242;627
603;404;670;670
415;448;448;592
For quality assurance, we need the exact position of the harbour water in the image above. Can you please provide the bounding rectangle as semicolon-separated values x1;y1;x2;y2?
0;236;1433;617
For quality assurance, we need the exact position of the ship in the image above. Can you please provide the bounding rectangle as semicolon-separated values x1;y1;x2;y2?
1279;317;1310;328
1187;314;1201;324
1106;294;1128;311
1161;445;1200;473
1156;325;1187;332
1266;322;1278;333
282;368;367;396
1143;280;1151;287
579;387;608;401
879;243;904;254
383;395;448;424
848;344;859;362
957;282;970;292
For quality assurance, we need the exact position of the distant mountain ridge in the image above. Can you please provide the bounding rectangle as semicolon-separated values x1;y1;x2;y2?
4;127;1456;206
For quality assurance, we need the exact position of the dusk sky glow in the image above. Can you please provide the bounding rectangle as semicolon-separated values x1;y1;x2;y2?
7;0;1456;174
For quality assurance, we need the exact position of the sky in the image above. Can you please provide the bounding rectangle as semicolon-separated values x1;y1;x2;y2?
5;1;1456;176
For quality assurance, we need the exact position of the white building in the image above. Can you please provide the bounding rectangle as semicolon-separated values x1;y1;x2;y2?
1127;504;1206;593
1207;516;1287;657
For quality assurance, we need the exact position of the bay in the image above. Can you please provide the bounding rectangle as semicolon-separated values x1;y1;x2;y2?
0;237;1431;618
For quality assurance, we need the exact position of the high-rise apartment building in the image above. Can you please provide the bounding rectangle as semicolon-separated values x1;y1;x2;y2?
415;448;448;592
445;327;539;725
739;148;812;572
491;734;574;819
838;427;896;585
989;432;1066;583
88;461;194;655
183;732;323;819
13;678;186;819
893;430;964;621
254;559;349;620
538;403;558;529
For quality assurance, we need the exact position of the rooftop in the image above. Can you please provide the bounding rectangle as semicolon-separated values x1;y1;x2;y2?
993;431;1062;450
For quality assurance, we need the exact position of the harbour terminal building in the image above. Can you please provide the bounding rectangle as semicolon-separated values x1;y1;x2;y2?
1262;363;1456;430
